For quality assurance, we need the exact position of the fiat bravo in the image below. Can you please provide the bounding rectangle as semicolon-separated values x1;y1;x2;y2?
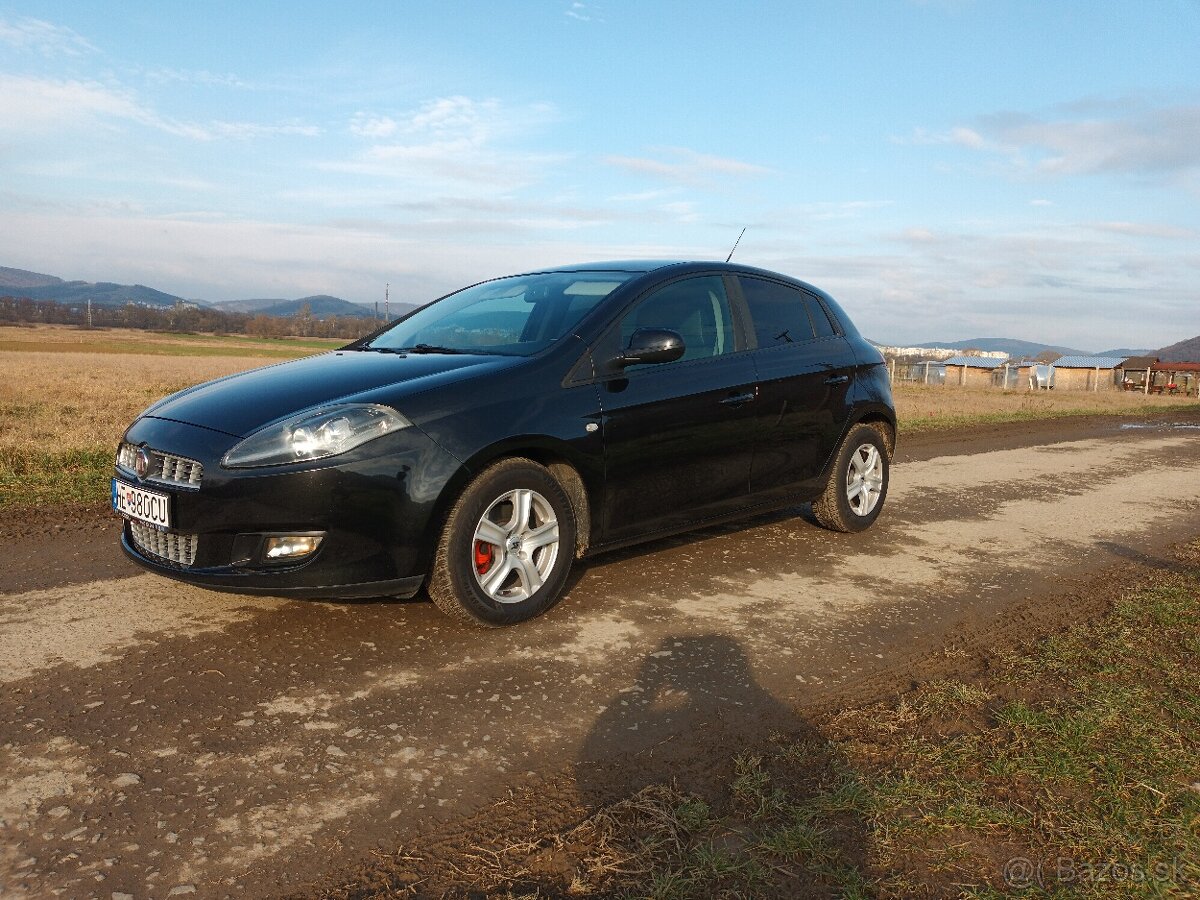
113;261;895;625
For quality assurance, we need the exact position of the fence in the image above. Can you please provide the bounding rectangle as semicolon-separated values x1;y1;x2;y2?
886;360;1022;389
888;361;945;385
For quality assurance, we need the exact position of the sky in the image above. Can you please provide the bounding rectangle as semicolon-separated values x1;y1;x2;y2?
1;1;1198;351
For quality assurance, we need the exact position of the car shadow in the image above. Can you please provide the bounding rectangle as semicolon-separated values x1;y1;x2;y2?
569;633;869;888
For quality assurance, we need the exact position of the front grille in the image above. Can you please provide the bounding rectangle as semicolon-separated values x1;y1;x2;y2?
130;522;199;567
157;453;203;487
117;443;204;489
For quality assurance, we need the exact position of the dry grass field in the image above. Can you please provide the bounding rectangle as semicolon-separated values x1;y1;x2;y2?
0;325;334;509
895;382;1197;431
0;324;1196;510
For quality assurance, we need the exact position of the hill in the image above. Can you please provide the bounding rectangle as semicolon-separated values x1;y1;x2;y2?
0;265;63;290
1156;334;1200;363
212;294;381;319
911;337;1091;359
1;265;403;319
16;280;189;308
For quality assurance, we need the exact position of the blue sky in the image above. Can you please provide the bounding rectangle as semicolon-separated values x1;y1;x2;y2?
2;1;1197;350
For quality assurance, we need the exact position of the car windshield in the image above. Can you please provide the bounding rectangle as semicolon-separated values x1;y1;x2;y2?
365;271;633;356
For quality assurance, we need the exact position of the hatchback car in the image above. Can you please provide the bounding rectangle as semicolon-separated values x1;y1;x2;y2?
113;261;895;625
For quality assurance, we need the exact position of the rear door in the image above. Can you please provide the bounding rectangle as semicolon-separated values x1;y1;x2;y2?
735;276;858;502
592;274;760;544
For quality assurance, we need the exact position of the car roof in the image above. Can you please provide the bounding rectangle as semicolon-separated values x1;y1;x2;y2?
523;260;794;277
523;260;689;274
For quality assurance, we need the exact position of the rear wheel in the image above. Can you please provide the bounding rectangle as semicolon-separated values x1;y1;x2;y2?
428;458;576;626
812;423;890;533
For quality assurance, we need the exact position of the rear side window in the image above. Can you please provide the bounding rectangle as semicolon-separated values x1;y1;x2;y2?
804;296;837;338
739;277;818;347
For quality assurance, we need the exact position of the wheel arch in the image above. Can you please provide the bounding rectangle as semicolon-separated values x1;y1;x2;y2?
854;409;896;458
811;402;897;491
426;437;599;569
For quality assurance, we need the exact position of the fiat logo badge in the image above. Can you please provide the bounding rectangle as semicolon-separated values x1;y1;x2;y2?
135;446;151;479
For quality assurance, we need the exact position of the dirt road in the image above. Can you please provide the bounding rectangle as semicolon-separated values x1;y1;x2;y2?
2;414;1199;897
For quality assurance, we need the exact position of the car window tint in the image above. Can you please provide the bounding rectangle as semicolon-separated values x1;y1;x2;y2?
424;294;530;346
805;296;837;337
368;272;630;355
739;277;817;347
621;276;734;362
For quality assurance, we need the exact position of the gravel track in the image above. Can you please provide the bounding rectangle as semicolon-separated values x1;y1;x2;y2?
1;412;1198;898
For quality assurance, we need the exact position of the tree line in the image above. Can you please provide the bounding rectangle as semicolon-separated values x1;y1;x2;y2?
0;296;381;340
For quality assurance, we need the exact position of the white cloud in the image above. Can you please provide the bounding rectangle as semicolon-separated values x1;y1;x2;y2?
1088;221;1197;239
0;16;95;56
0;75;148;132
893;125;991;149
912;101;1200;180
604;147;770;184
982;106;1200;176
325;96;562;190
208;121;321;139
565;2;600;22
0;74;319;141
349;113;398;138
142;68;251;89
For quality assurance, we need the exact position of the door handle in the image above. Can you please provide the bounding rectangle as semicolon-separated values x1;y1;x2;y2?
721;391;757;407
824;374;850;386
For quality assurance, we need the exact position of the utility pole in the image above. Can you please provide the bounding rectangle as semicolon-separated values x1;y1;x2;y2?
385;283;389;322
86;297;92;328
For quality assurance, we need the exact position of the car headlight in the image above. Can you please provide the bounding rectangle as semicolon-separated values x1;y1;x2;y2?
222;404;411;469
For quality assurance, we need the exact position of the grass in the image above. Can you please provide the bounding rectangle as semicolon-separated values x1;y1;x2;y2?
0;322;343;358
0;323;1196;512
0;344;320;512
894;383;1199;434
446;542;1200;898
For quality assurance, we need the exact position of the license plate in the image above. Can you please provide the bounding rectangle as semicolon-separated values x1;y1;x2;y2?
112;478;171;528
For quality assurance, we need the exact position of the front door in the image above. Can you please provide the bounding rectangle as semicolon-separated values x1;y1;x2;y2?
594;275;759;545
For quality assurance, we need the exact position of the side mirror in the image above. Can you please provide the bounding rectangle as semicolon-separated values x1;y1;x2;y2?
616;328;685;368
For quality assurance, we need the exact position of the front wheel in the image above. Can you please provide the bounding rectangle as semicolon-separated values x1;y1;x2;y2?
812;423;890;533
428;458;577;626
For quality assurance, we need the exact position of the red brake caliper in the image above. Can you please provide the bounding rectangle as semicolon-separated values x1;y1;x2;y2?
474;540;494;575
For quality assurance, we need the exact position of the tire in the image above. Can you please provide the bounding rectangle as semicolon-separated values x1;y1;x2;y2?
812;423;890;533
428;458;577;626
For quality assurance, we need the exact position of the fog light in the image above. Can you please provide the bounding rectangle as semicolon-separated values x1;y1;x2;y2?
263;535;324;560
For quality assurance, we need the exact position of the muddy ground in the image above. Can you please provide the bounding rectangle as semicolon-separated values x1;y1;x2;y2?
2;412;1199;898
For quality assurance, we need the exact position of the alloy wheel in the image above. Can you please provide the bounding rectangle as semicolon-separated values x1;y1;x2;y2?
471;488;561;603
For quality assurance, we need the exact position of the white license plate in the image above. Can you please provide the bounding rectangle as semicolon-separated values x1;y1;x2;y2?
112;478;171;528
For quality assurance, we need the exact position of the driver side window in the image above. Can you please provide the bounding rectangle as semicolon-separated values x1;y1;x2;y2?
620;276;734;363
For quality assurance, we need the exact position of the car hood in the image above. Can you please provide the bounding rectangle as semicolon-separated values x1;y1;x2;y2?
142;350;518;438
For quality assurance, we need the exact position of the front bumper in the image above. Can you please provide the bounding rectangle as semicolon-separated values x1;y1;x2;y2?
114;415;460;600
119;528;426;598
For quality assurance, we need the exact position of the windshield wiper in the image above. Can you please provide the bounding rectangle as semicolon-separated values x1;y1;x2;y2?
397;343;471;354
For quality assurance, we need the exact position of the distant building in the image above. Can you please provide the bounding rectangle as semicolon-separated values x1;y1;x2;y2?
1148;361;1200;396
874;345;1008;361
1015;362;1056;389
1047;356;1125;392
943;355;1010;387
1118;356;1158;391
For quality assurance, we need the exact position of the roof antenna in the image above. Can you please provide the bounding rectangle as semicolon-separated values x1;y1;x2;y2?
725;227;746;263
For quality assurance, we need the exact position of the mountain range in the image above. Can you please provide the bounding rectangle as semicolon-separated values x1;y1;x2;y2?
211;295;417;319
0;265;383;319
877;337;1163;359
1156;334;1200;363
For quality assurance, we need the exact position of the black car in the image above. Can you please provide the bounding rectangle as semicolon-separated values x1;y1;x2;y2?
113;261;895;625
